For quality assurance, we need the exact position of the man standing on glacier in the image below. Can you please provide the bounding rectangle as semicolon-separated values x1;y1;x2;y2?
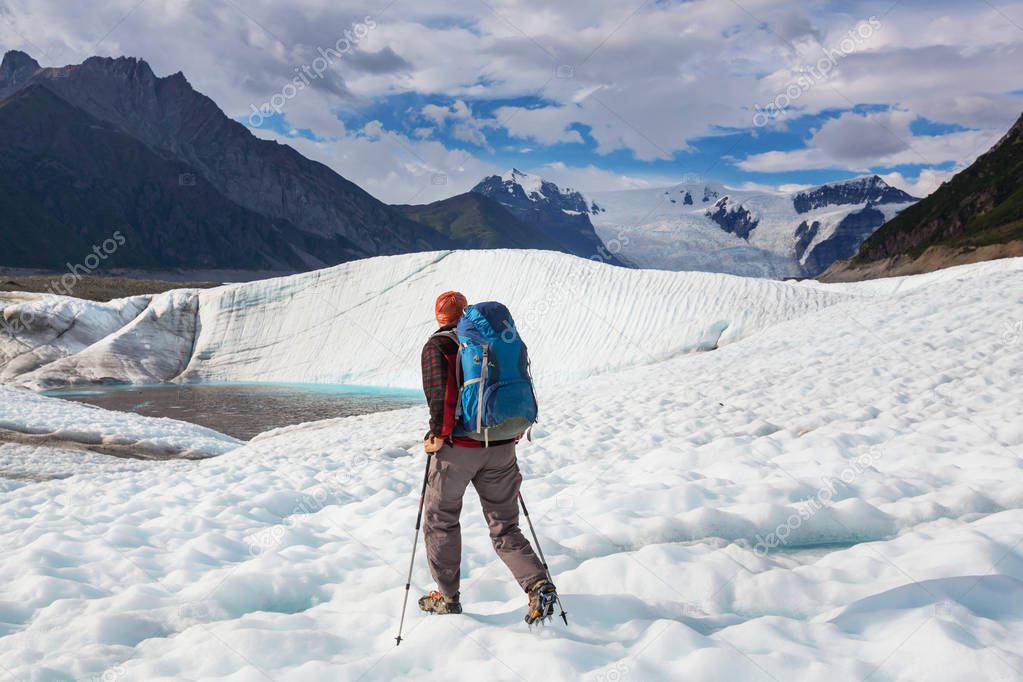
416;290;558;624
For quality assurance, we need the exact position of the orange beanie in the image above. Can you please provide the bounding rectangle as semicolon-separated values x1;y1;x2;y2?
435;291;467;326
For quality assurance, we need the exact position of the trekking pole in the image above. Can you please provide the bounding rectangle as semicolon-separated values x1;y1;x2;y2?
395;454;431;646
517;491;568;626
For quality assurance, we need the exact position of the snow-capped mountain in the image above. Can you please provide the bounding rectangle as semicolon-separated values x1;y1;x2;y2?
589;176;918;277
791;174;917;213
471;169;627;266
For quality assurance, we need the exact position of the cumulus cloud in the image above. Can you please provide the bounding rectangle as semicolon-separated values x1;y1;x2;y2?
451;121;488;146
344;46;411;74
493;105;584;145
879;169;959;199
0;0;1019;196
533;162;677;193
257;123;499;204
420;99;489;147
737;109;1003;173
811;110;913;161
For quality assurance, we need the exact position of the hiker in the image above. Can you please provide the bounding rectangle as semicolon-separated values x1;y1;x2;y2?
417;290;558;623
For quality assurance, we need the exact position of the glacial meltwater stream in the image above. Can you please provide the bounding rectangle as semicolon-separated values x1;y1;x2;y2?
43;383;423;440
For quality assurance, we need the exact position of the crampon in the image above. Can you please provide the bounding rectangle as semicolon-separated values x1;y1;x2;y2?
524;579;558;625
418;591;462;615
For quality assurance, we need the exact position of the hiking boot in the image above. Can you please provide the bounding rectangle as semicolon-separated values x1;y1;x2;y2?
418;591;462;615
524;579;557;625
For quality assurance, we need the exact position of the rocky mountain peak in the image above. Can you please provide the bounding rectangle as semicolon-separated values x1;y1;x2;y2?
498;168;545;198
79;55;160;89
475;169;591;214
792;174;917;214
0;50;41;88
471;170;628;265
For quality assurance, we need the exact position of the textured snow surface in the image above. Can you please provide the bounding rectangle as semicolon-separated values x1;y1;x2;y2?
1;250;851;389
1;258;1022;680
803;256;1023;295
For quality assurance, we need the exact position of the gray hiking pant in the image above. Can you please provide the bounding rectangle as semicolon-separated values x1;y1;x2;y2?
423;441;547;598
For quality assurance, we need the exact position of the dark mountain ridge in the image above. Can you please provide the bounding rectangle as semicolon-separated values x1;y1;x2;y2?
0;50;451;270
0;84;328;269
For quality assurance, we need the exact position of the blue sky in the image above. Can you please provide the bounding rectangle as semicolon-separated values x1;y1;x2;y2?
349;97;972;190
253;90;998;199
4;0;1021;202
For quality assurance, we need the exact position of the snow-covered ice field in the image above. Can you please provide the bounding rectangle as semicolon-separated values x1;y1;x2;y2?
1;250;848;389
2;253;1023;680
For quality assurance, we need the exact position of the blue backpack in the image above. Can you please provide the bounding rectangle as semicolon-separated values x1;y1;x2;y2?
447;302;538;444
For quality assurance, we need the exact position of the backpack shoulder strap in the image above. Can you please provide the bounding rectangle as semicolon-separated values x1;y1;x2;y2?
431;330;459;344
432;330;464;417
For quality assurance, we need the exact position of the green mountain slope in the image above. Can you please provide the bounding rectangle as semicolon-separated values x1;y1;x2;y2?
853;112;1023;263
393;193;564;250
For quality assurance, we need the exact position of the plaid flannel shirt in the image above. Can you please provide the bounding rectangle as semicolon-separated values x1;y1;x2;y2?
421;326;459;439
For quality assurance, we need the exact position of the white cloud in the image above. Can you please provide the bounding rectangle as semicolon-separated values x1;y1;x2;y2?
777;182;816;193
422;99;472;126
534;162;677;193
1;0;1020;197
451;121;488;147
257;124;498;204
878;169;959;199
737;148;833;173
737;109;1003;173
421;104;452;126
811;110;914;161
492;105;584;145
732;181;789;194
420;99;488;147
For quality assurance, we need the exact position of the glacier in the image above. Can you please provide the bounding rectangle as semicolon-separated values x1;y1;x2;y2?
589;176;917;278
1;254;1022;680
0;249;852;390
